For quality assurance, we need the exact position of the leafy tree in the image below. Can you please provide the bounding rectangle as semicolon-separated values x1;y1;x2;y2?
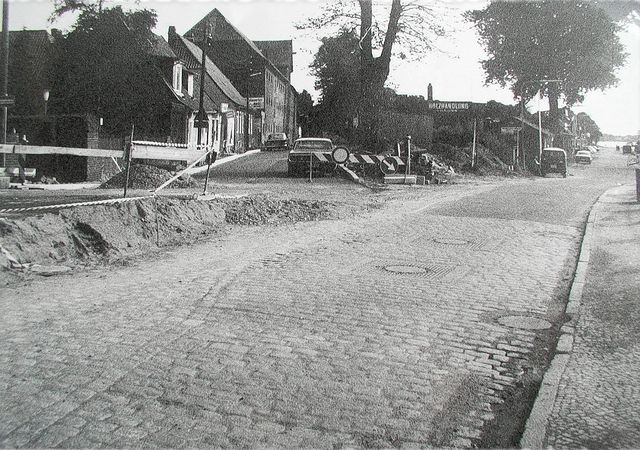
49;0;105;20
297;90;314;118
296;89;314;136
299;0;446;150
310;30;360;137
576;112;602;144
466;1;626;135
51;6;168;137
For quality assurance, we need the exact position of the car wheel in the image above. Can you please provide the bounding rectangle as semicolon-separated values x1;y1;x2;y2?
288;164;298;177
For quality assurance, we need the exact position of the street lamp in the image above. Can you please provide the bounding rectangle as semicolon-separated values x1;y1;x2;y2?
43;89;50;116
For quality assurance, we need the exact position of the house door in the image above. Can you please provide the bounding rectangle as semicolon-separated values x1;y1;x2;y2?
226;113;235;153
187;114;209;150
191;124;208;149
212;114;221;153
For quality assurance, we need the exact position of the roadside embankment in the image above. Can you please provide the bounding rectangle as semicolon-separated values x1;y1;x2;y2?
0;195;335;286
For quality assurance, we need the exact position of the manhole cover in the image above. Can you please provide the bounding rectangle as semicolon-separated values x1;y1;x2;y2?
383;265;428;274
497;315;552;330
432;238;470;246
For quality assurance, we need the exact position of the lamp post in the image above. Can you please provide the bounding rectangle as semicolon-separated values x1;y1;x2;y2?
519;79;561;170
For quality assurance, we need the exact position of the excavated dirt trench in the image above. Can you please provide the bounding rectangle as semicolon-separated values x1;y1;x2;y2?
0;195;335;286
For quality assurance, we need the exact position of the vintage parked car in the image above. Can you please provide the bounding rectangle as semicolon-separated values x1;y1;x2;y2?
574;150;593;164
540;147;567;177
622;144;634;154
287;138;334;176
263;133;289;151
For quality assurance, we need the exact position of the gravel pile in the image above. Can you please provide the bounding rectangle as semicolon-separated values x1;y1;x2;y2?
99;163;199;190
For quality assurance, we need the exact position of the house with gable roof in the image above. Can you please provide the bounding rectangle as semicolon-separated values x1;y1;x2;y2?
184;9;297;146
167;26;253;155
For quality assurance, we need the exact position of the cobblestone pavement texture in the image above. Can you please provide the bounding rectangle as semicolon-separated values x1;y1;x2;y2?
546;183;640;449
0;147;632;448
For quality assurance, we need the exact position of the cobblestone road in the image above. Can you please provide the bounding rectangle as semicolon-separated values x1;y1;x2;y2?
5;141;634;448
0;176;586;448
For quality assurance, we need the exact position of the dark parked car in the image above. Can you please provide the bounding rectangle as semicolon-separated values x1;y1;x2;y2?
263;133;289;151
287;138;334;176
540;147;567;177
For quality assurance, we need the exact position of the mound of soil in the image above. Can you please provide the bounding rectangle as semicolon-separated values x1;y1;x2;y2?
215;195;334;225
0;194;336;285
100;163;199;190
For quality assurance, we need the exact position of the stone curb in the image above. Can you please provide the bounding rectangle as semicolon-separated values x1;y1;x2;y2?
519;190;605;449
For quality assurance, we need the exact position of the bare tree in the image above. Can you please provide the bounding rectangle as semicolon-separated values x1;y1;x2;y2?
298;0;447;150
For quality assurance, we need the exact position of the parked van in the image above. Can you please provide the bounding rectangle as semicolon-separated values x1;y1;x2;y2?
540;147;567;178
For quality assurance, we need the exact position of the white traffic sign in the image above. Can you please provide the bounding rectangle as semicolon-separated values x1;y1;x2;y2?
501;126;521;135
332;147;350;164
380;156;399;175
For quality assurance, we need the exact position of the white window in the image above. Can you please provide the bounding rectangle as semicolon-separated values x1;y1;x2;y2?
172;63;183;95
187;73;194;97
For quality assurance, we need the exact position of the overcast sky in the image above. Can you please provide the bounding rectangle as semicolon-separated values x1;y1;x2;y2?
4;0;640;136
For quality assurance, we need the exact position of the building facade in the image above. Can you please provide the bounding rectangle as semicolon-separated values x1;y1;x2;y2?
184;9;297;145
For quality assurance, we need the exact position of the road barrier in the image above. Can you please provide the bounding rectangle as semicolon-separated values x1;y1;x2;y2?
0;195;151;214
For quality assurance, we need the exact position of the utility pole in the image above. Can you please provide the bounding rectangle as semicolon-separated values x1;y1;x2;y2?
198;23;215;195
245;67;250;153
1;0;10;156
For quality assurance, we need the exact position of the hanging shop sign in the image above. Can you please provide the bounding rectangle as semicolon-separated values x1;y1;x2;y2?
248;97;265;109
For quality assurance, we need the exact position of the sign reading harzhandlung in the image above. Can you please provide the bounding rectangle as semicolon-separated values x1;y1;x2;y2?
427;101;471;112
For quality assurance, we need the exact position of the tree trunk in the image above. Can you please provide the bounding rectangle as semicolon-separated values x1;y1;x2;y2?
547;83;561;144
357;0;402;152
358;61;387;151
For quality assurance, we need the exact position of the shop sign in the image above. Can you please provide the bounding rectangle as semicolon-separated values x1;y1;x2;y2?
427;101;471;112
248;97;265;109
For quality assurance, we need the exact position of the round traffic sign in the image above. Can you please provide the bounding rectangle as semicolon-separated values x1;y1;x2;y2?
332;147;350;164
380;157;399;175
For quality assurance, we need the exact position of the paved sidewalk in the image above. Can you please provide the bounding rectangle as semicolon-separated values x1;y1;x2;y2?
545;184;640;448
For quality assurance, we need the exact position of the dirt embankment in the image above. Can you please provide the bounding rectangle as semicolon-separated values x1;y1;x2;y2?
0;195;334;286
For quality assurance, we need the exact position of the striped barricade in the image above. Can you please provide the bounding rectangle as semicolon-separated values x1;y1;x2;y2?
347;154;405;166
312;152;405;166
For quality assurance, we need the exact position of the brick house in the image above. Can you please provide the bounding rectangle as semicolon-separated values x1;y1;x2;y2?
184;9;297;146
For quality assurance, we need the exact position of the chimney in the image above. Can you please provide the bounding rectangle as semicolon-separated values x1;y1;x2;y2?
427;83;433;101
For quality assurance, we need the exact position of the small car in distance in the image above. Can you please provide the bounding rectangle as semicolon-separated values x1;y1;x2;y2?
574;150;593;164
263;133;289;151
287;138;334;176
540;147;567;177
